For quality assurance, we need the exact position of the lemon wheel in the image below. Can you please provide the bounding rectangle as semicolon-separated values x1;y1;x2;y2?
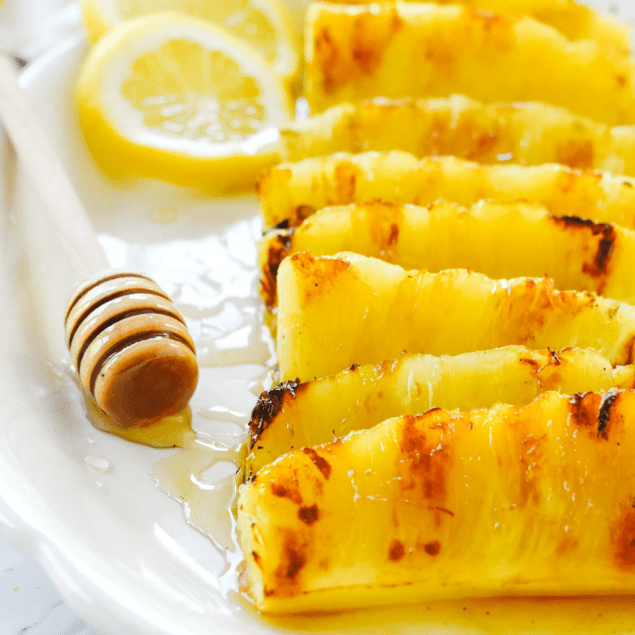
80;0;300;88
76;12;293;192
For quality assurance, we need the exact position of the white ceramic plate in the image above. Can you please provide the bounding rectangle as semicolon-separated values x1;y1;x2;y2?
2;2;635;634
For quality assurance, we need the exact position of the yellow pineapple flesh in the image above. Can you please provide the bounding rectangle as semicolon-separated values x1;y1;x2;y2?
319;0;630;51
277;252;635;382
305;3;635;123
245;345;635;478
259;200;635;316
257;151;635;229
281;96;635;172
238;389;635;613
239;0;635;619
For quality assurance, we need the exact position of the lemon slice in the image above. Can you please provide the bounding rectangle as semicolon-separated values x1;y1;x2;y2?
76;12;293;192
80;0;300;88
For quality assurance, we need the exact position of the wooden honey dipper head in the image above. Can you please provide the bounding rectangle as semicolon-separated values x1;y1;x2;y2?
64;271;199;428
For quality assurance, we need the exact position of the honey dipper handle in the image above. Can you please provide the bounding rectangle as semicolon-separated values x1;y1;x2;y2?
0;53;109;278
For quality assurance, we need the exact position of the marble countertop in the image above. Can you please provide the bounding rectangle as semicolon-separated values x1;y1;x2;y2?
1;535;101;635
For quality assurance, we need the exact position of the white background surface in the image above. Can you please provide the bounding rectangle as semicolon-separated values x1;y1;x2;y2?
1;0;635;634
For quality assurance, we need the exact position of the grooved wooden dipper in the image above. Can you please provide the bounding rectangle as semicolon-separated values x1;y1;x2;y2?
0;53;198;427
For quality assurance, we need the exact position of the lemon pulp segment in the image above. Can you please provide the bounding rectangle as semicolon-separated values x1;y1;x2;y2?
122;40;267;144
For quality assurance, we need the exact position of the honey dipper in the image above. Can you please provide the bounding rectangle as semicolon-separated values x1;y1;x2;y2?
0;53;198;427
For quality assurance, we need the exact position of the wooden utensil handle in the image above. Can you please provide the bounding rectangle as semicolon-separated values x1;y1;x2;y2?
0;53;109;278
0;53;199;427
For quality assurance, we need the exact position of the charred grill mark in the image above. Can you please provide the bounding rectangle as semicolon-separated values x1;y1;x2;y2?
315;10;402;95
400;414;449;503
315;26;342;95
367;201;402;252
351;9;402;76
285;549;306;579
519;356;540;369
613;508;635;572
271;218;290;231
569;391;621;440
552;215;616;278
598;390;619;439
388;539;405;561
569;392;600;428
249;379;302;448
255;170;268;198
428;506;454;517
548;348;562;366
555;139;594;170
555;535;579;557
424;45;455;68
503;277;598;343
334;162;362;203
261;232;294;311
268;530;309;596
623;334;635;365
553;215;600;230
376;358;400;377
294;205;316;225
590;226;617;277
424;541;441;556
303;447;332;480
271;482;303;506
388;223;399;246
459;121;501;161
351;29;381;74
292;252;353;306
298;505;320;525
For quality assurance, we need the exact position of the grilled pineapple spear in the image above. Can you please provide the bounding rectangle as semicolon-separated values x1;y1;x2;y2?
257;152;635;229
305;2;635;123
281;96;635;171
238;389;635;614
277;252;635;382
320;0;630;51
245;345;635;479
260;200;635;317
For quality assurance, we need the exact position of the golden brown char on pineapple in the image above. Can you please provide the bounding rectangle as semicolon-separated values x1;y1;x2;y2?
244;345;635;479
319;0;630;51
305;3;635;123
259;200;635;315
257;152;635;229
277;252;635;382
281;96;635;171
238;389;635;614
